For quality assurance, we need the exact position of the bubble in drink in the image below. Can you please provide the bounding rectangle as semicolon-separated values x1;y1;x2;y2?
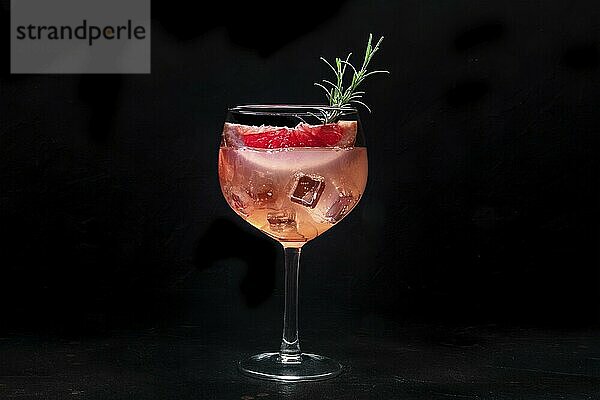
290;173;325;209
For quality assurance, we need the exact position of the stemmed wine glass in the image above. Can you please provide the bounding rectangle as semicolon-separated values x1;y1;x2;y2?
218;105;368;381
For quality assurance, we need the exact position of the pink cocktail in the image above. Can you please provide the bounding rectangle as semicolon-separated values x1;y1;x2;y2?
218;105;368;381
219;140;367;246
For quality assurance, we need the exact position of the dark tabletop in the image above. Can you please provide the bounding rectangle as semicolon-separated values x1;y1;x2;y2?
1;267;599;400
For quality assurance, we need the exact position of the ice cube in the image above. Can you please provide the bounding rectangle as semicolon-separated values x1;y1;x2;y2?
305;175;362;224
249;184;273;204
290;173;325;208
267;209;297;232
325;194;356;222
247;172;276;208
228;189;253;217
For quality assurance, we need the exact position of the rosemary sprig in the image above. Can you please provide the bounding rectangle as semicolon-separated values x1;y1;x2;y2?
315;33;389;123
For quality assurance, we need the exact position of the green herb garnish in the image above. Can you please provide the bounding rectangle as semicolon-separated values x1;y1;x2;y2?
315;33;389;123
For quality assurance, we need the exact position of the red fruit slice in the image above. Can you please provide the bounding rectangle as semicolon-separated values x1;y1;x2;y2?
223;121;357;149
336;120;358;147
240;127;292;148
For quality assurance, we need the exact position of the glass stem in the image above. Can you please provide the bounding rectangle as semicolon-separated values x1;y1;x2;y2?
279;246;302;362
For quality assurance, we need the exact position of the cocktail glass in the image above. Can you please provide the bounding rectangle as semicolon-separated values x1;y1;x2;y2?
218;105;368;381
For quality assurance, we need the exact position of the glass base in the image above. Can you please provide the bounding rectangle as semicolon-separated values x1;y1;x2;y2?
239;352;342;382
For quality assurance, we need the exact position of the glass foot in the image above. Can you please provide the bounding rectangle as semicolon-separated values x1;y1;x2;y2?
239;352;342;382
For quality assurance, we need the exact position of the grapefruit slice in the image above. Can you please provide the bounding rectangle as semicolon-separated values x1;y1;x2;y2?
223;121;357;149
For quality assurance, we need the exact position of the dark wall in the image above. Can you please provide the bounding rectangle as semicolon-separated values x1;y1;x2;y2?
1;0;598;334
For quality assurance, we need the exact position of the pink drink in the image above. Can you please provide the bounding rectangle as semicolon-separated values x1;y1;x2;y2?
219;145;368;245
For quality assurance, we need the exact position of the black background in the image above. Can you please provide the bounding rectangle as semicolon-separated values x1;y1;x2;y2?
1;0;599;338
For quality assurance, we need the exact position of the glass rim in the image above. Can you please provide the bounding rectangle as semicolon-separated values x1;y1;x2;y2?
228;104;359;117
